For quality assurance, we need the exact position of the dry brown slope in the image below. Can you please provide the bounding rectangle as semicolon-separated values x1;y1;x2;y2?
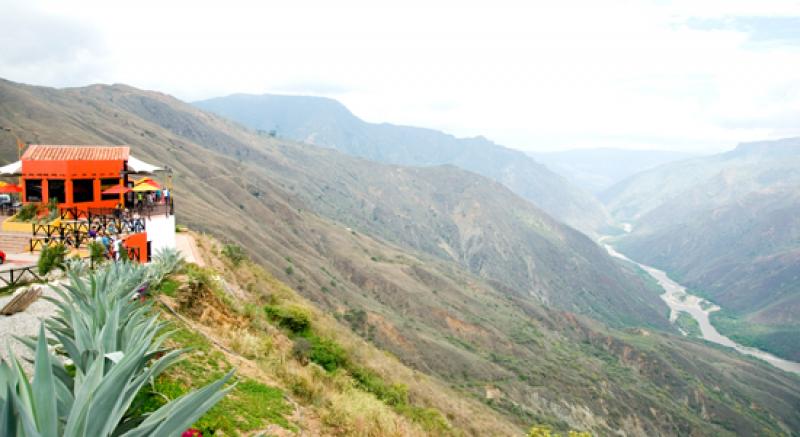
1;79;799;436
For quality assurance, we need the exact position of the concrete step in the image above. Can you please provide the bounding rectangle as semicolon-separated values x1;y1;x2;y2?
0;232;33;253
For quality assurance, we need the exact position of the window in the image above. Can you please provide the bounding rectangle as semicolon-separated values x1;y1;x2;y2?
48;179;66;203
100;178;121;201
25;179;42;202
72;179;95;203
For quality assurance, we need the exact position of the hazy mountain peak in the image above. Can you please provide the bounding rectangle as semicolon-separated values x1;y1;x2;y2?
194;93;614;236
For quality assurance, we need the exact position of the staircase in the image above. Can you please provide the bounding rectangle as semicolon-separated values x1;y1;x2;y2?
0;232;33;253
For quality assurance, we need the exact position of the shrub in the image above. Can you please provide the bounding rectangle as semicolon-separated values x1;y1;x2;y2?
222;243;246;266
15;202;39;221
38;242;67;275
350;366;408;406
264;304;311;333
291;337;312;365
305;334;348;372
88;240;107;265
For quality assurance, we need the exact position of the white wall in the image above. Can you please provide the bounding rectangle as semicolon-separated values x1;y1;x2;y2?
145;214;176;254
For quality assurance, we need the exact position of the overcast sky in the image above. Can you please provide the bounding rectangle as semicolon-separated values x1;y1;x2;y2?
2;0;799;153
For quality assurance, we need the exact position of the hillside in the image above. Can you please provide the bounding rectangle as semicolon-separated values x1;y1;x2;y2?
604;138;800;360
193;93;614;236
2;79;800;435
529;148;695;194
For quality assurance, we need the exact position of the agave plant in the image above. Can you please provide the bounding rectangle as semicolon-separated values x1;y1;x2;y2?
3;257;234;436
146;248;184;288
2;325;233;436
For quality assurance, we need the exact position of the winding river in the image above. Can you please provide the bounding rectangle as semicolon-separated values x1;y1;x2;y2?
602;242;800;375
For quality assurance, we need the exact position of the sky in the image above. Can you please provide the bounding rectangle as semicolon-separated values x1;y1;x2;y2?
1;0;799;153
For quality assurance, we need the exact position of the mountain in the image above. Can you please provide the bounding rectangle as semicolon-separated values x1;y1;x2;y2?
193;93;614;236
2;78;800;435
529;148;695;194
604;138;800;360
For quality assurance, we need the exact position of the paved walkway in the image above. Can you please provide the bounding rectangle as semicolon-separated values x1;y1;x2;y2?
176;233;205;266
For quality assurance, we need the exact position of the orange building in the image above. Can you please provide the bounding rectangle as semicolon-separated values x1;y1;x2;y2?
20;145;130;210
0;144;171;263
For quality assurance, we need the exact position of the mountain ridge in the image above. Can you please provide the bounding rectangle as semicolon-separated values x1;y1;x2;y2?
193;93;615;236
1;78;799;435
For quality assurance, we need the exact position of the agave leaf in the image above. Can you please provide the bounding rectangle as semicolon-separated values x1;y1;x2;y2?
32;324;58;436
63;353;105;437
6;345;34;418
0;385;17;437
85;338;152;437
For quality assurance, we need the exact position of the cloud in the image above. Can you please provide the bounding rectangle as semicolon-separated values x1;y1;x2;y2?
0;2;110;86
1;0;799;153
686;16;800;45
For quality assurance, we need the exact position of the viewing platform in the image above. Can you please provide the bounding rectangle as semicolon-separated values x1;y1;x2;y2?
0;144;175;264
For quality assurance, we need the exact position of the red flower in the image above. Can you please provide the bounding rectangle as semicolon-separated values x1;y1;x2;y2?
182;428;202;437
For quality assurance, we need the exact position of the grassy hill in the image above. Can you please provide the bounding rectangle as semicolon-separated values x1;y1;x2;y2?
1;79;800;435
604;139;800;360
193;93;614;237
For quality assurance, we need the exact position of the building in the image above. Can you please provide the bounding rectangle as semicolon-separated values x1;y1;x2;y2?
0;145;175;262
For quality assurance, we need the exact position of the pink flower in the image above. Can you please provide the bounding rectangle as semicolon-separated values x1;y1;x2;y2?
182;429;202;437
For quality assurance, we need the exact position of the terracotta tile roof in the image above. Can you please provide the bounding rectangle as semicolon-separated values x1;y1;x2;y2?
22;145;130;161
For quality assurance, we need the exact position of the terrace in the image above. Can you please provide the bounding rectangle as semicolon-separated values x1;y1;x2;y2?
0;145;176;266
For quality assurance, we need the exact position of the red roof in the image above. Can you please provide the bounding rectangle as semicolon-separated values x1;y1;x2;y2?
22;145;130;161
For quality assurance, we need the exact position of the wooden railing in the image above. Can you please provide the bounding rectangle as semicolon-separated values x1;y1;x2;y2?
0;265;42;289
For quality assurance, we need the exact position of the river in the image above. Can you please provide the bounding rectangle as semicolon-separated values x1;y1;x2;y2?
602;242;800;375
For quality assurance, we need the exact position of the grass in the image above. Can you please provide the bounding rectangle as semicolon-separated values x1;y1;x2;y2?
155;278;180;297
130;326;294;436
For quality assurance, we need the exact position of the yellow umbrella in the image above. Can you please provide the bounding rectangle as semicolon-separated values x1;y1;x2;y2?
134;177;161;188
132;182;159;192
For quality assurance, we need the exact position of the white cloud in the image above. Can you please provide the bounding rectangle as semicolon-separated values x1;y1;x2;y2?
1;0;799;153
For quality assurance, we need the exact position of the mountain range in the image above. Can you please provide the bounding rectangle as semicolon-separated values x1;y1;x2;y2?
529;148;696;194
603;138;800;361
193;93;614;236
1;78;799;435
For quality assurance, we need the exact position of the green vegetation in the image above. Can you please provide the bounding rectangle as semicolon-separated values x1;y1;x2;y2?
221;243;246;265
15;202;38;221
711;309;800;361
675;312;702;338
264;303;311;333
131;326;294;435
37;242;67;275
0;256;231;436
88;240;106;264
528;426;591;437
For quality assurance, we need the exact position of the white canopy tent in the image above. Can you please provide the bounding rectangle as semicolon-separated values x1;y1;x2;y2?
0;160;21;176
0;155;164;175
127;156;163;174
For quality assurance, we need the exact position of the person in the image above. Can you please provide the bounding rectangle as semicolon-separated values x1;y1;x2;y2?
114;235;124;262
114;202;122;219
136;191;144;208
163;187;170;206
107;221;118;235
88;226;97;239
101;232;112;259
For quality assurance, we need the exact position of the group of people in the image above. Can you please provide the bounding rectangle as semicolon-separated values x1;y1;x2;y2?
88;226;127;261
133;187;170;208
